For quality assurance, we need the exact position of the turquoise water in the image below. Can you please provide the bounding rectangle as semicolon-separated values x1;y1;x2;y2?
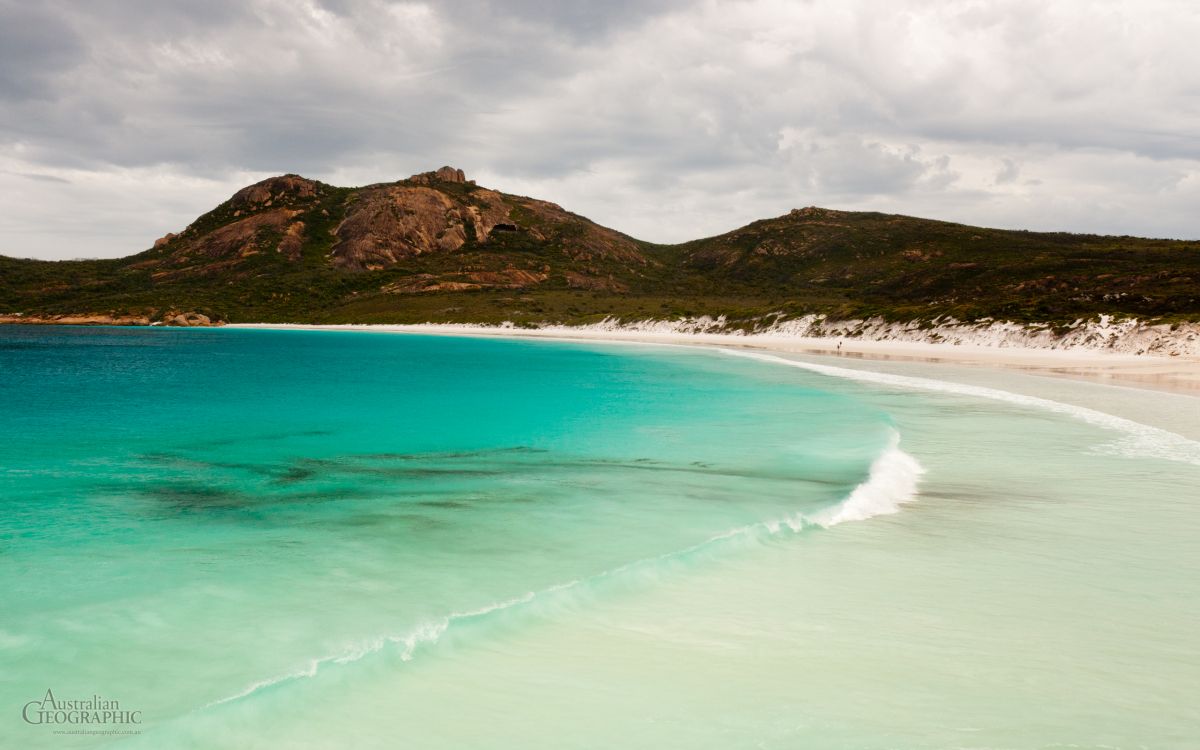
1;327;1197;748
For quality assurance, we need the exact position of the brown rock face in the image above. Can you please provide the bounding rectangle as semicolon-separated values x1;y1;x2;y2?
230;175;319;209
466;269;547;287
331;185;510;269
330;177;647;270
381;267;548;294
159;311;216;326
408;166;468;185
134;175;321;277
190;208;301;259
332;187;463;268
435;166;466;183
276;221;306;260
461;187;517;240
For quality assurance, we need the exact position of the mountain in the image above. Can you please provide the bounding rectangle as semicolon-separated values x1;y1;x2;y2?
1;167;1198;327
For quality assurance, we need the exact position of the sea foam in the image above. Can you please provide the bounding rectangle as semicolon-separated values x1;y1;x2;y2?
804;437;924;528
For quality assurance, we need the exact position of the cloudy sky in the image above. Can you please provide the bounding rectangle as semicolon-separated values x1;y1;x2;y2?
3;0;1199;259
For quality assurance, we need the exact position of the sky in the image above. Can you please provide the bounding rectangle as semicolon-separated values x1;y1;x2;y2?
3;0;1200;260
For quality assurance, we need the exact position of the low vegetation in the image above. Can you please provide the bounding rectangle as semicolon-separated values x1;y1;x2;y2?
1;172;1197;327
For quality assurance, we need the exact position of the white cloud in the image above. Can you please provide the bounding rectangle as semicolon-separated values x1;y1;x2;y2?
2;0;1199;258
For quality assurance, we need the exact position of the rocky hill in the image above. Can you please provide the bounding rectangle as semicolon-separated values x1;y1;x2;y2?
1;167;1198;327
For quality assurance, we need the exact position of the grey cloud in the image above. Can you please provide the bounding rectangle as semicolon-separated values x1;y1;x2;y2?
0;2;85;100
994;158;1020;185
2;0;1200;259
451;0;693;37
13;171;72;183
54;0;251;36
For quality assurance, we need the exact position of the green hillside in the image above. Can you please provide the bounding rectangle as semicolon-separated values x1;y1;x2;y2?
1;170;1197;327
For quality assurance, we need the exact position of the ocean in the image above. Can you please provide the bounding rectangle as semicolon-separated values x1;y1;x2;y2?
1;326;1197;748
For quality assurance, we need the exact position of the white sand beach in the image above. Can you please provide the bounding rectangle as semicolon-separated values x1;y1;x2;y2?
229;322;1200;395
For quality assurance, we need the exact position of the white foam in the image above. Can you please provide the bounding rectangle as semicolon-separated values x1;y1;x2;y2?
394;620;449;662
206;591;544;708
806;439;925;528
718;348;1200;467
206;660;323;708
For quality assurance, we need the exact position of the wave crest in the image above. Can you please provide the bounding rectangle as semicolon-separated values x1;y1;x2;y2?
806;438;924;528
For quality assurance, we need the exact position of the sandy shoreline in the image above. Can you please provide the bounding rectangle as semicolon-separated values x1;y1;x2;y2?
227;323;1200;396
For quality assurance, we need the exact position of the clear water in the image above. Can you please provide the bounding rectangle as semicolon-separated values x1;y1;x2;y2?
1;327;1197;749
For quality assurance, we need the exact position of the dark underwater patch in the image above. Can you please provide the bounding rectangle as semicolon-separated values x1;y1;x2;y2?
352;446;548;461
180;429;335;451
285;456;508;480
417;499;473;509
119;479;380;520
139;483;249;511
137;452;281;478
276;465;319;484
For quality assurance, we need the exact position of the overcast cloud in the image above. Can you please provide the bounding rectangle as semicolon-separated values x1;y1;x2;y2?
3;0;1200;259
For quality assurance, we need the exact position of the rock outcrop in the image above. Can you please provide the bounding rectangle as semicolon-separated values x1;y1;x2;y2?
276;220;306;260
408;166;470;185
331;185;511;269
192;209;303;259
163;312;214;327
328;179;645;269
230;175;319;209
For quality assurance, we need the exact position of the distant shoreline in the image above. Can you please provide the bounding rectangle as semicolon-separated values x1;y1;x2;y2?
225;322;1200;395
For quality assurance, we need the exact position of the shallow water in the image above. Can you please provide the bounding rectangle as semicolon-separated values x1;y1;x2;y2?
1;327;1196;748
